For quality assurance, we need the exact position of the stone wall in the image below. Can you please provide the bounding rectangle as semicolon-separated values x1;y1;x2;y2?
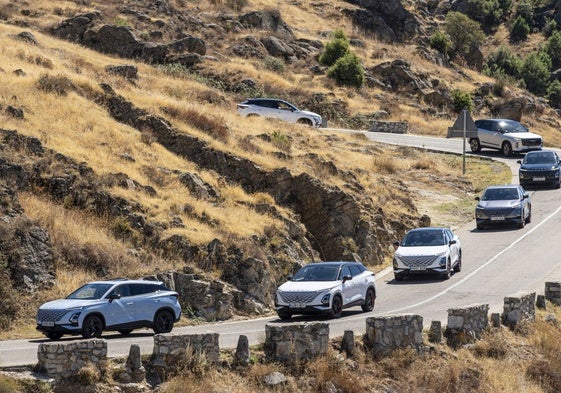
151;332;220;367
369;120;409;133
502;291;536;328
264;322;329;363
363;314;423;356
37;339;107;380
545;282;561;305
444;304;489;348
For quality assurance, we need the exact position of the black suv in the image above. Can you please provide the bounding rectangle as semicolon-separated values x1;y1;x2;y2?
518;150;561;189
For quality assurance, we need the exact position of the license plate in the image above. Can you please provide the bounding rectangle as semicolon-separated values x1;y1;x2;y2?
491;216;505;221
533;177;545;181
289;303;307;309
42;321;54;327
411;266;426;271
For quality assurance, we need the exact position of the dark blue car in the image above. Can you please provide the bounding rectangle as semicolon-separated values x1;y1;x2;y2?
518;150;561;189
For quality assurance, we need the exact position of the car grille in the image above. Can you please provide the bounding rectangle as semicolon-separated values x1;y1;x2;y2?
399;255;436;268
522;169;557;176
522;138;542;147
278;291;320;304
37;309;68;322
483;208;514;216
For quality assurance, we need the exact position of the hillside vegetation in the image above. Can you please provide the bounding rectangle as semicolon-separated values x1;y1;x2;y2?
0;0;555;346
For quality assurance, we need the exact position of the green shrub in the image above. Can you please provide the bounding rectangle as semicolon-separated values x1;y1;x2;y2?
264;56;285;73
465;0;505;28
327;52;365;88
271;130;291;153
451;89;473;112
521;52;551;95
444;12;485;59
510;16;530;43
543;18;557;37
547;80;561;109
515;0;534;25
429;30;451;55
485;46;522;78
545;31;561;69
319;28;350;66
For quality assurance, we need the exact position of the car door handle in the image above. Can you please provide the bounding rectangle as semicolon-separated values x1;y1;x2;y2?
126;302;134;306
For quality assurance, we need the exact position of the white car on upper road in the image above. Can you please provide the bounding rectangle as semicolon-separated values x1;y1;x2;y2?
469;118;542;156
237;98;323;127
274;261;376;320
392;227;462;281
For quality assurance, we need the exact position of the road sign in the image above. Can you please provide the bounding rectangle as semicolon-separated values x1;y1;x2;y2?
447;110;478;138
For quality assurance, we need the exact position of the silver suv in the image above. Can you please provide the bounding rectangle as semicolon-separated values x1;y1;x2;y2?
36;279;182;340
469;119;542;156
237;98;323;127
274;261;376;320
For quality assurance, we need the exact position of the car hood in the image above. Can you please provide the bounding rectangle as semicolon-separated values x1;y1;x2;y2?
299;110;321;118
39;298;103;310
508;131;541;139
477;200;522;208
520;163;559;170
277;280;337;292
395;245;448;257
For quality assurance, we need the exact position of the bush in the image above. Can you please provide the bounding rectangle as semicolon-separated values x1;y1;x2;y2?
327;52;365;88
521;52;551;95
510;16;530;43
37;73;75;96
515;0;534;26
547;80;561;109
264;56;285;73
451;89;473;112
545;31;561;70
319;28;350;66
429;30;451;55
465;0;505;28
484;46;522;78
543;18;558;37
444;12;485;59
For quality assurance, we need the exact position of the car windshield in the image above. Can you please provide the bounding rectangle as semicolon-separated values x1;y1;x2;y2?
292;265;340;281
66;283;113;300
481;188;519;201
498;121;528;133
524;152;556;164
402;230;445;247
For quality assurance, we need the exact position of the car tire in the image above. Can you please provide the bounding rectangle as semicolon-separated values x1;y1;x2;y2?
46;332;63;340
329;295;343;318
525;209;531;223
502;142;513;156
82;315;104;339
297;118;313;126
361;288;376;312
469;138;481;153
453;252;462;273
277;310;292;320
476;222;484;230
153;309;174;334
118;329;133;335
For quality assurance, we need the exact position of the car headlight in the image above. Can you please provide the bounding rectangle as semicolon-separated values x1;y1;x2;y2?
439;256;447;267
321;293;330;305
69;312;81;324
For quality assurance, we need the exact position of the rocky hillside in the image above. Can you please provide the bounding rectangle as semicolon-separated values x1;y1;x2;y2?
0;0;552;330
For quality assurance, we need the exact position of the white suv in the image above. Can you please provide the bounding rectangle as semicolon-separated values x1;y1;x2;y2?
274;261;376;320
36;279;182;340
237;98;323;127
470;118;542;156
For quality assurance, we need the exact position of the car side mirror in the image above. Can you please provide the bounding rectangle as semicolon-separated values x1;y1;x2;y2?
449;239;456;245
475;196;480;201
108;293;121;302
342;275;352;283
393;240;400;247
517;160;522;164
523;193;529;199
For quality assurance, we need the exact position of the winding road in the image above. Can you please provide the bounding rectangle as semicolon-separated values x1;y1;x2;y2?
2;131;560;368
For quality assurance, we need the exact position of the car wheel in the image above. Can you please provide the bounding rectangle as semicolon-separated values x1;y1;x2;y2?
525;209;532;223
361;288;376;312
502;142;513;156
329;295;343;318
453;251;462;273
277;310;292;320
469;138;481;153
46;332;63;340
82;315;104;339
297;118;313;126
118;329;133;336
518;213;525;228
153;309;174;334
476;222;484;230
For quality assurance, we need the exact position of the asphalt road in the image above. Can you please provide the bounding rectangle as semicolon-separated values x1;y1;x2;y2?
2;132;560;368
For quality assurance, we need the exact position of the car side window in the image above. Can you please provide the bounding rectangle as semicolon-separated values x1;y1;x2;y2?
349;264;361;277
112;284;131;298
341;266;352;279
